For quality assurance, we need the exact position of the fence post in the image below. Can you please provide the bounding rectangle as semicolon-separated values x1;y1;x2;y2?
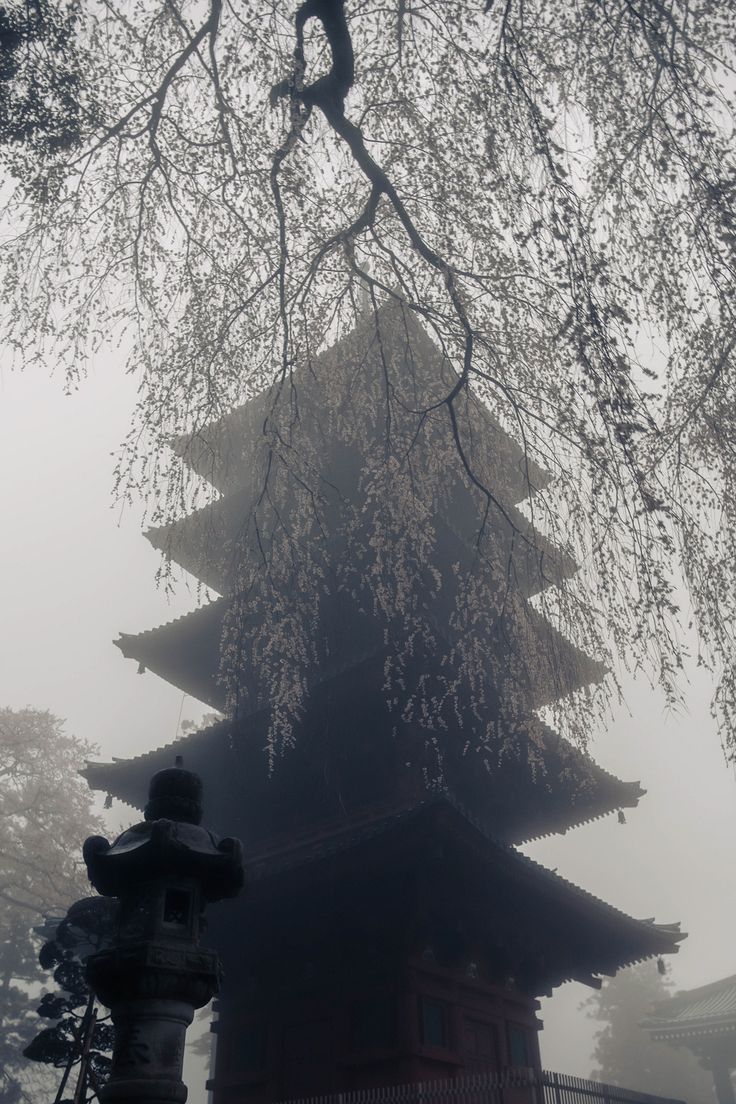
552;1072;563;1104
270;1069;687;1104
531;1068;544;1104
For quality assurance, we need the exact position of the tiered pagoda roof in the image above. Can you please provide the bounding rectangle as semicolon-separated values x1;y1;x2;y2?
117;305;603;719
84;299;683;990
88;301;639;839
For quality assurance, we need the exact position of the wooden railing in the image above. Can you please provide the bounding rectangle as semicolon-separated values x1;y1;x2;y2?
278;1070;684;1104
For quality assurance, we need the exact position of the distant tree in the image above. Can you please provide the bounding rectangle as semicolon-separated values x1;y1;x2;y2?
586;962;713;1104
0;708;103;1104
3;2;736;756
180;712;224;737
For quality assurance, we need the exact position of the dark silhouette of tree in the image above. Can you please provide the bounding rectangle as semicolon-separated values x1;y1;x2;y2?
586;963;714;1104
0;709;103;1104
2;2;736;753
24;898;115;1104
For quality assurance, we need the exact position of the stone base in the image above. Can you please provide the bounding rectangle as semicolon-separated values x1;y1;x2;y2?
100;1077;188;1104
101;998;195;1104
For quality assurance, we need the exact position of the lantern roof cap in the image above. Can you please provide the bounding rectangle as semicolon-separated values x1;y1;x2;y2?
144;758;203;824
83;762;244;901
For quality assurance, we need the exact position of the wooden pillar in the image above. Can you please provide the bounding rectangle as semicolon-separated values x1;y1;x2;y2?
710;1061;735;1104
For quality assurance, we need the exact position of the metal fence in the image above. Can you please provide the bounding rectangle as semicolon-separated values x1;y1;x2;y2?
278;1070;684;1104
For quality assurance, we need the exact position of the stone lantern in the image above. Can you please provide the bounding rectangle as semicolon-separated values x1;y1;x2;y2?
83;758;243;1104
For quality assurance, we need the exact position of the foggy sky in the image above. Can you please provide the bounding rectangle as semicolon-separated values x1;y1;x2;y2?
2;355;735;1091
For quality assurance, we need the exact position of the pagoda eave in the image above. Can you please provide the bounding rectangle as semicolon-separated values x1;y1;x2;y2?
81;704;648;852
144;493;578;602
642;973;736;1050
115;595;603;718
234;796;685;992
169;300;552;505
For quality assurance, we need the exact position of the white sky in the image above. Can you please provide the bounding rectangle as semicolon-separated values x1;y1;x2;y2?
1;352;735;1088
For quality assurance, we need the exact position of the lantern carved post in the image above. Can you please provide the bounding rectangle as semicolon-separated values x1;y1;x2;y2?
82;761;244;1104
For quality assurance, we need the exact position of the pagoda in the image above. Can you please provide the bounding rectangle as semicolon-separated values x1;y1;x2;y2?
84;300;684;1103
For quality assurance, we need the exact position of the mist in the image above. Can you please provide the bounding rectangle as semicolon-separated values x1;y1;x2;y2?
2;354;735;1099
